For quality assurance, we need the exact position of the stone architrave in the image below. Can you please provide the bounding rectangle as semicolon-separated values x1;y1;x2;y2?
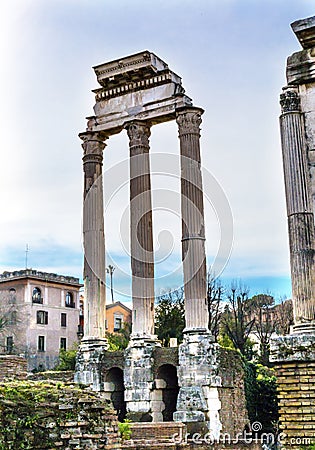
80;131;108;343
126;121;155;341
176;107;208;332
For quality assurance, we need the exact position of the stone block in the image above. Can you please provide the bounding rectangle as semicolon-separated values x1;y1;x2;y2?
151;400;165;412
104;382;115;392
173;410;205;422
126;400;151;412
124;388;151;402
150;389;163;401
151;412;163;422
154;379;166;389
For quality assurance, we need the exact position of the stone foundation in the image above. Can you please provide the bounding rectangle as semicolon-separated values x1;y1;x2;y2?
174;333;248;439
75;343;248;441
271;333;315;448
0;380;121;449
74;341;108;391
0;355;27;381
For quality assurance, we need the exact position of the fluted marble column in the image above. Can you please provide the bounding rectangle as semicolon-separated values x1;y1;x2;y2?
126;121;155;340
280;87;315;331
176;107;209;332
80;131;107;342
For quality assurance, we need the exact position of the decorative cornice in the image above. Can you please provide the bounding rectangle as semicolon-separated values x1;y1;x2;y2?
280;88;301;113
79;131;108;158
176;109;203;136
94;72;173;101
126;121;151;148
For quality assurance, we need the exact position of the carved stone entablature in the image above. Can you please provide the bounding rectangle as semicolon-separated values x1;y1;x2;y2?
79;131;108;159
291;16;315;50
280;88;301;113
176;108;203;136
82;51;193;136
94;51;172;88
126;121;151;149
94;72;175;102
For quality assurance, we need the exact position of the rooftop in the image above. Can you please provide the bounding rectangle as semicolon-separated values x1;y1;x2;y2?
0;269;82;286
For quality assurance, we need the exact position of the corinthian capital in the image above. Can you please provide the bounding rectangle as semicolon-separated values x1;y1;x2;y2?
79;131;108;157
176;107;203;136
126;121;151;148
280;87;301;114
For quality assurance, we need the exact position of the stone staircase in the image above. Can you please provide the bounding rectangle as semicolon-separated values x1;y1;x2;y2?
121;422;189;449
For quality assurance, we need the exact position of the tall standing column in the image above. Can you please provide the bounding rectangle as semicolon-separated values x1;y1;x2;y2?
80;131;107;342
280;86;315;331
176;107;209;332
126;121;155;340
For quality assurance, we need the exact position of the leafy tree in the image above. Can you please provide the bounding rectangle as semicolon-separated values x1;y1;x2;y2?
221;283;255;359
248;294;276;366
244;361;278;437
55;346;77;371
274;298;293;335
106;323;131;351
207;273;223;341
155;288;185;347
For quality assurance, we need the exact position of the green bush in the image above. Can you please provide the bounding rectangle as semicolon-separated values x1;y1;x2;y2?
244;361;278;436
118;419;132;440
54;347;77;371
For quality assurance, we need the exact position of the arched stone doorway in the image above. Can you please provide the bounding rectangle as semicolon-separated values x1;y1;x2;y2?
105;367;126;421
157;364;179;421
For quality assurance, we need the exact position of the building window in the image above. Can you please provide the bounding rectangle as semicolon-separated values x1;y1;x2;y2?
61;313;67;327
65;292;75;308
8;311;17;326
6;336;13;354
32;287;43;304
114;316;123;331
60;338;67;350
9;288;16;304
38;335;45;352
37;311;48;325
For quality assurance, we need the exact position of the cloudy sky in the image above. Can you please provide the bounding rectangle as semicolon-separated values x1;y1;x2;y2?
0;0;314;303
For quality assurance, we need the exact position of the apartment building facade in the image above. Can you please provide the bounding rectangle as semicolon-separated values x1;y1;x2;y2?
0;269;82;371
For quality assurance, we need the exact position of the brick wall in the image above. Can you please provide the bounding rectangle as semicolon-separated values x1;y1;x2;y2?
274;361;315;448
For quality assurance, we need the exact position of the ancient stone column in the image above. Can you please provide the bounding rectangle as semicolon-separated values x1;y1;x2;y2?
280;87;315;331
176;107;209;332
80;131;107;342
126;121;155;340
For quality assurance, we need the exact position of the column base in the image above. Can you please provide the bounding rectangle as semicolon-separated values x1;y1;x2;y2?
291;321;315;334
174;332;222;440
128;333;161;348
124;337;160;422
74;338;108;391
270;332;315;362
80;336;109;350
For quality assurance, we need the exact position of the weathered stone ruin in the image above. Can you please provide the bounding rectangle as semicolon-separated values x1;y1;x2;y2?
271;15;315;447
74;50;249;442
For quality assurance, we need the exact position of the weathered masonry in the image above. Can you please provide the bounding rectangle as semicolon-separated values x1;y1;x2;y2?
271;15;315;447
75;51;248;438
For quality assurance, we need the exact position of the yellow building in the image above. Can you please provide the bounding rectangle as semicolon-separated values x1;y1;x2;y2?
105;301;131;334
